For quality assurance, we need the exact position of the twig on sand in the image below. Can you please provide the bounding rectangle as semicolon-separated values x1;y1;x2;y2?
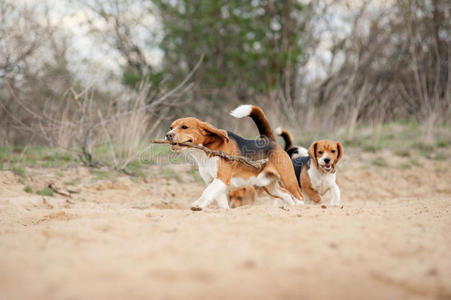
152;139;268;169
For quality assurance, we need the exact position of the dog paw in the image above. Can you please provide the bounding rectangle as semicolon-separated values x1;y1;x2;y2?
190;206;202;211
295;200;305;205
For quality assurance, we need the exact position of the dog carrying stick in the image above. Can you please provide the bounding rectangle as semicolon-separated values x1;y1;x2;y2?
152;139;268;169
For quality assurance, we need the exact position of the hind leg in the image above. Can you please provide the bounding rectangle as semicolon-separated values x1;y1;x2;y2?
261;186;282;206
274;157;304;202
265;181;300;206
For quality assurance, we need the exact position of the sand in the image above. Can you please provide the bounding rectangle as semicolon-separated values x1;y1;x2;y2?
1;149;450;300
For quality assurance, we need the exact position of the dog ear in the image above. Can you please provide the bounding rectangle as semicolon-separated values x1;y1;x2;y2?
199;121;229;143
308;141;319;168
336;142;343;162
308;142;318;159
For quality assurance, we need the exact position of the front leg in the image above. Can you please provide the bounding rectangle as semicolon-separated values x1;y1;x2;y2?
302;186;322;204
329;184;341;206
191;178;228;210
216;192;229;209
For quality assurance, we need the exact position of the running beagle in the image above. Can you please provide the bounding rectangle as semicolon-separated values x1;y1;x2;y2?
292;140;343;206
165;105;303;210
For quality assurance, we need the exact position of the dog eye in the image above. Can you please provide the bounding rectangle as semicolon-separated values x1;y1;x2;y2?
331;150;336;153
318;151;323;155
237;197;242;201
181;125;188;129
170;126;173;130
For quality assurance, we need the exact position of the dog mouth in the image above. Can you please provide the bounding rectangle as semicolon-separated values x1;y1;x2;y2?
170;139;193;151
321;163;332;172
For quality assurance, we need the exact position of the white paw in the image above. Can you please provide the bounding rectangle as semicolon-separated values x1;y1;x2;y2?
295;200;305;205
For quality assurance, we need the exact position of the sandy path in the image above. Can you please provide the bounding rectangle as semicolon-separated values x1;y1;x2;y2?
1;152;451;299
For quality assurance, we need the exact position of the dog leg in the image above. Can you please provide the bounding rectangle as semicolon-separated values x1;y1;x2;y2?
302;187;322;204
267;183;299;206
191;178;228;210
216;192;229;209
279;184;304;205
329;184;341;206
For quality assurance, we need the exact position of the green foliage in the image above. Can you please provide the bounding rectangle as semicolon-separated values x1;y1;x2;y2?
122;70;142;88
11;166;26;178
188;166;203;183
363;144;380;153
158;167;182;182
433;153;446;161
0;146;78;169
394;150;411;157
372;158;388;167
399;162;412;169
37;187;54;197
436;140;448;148
24;186;33;193
154;0;310;93
127;161;147;178
122;64;165;90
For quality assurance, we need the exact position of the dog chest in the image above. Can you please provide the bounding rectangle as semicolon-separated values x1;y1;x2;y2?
308;167;336;195
188;149;219;183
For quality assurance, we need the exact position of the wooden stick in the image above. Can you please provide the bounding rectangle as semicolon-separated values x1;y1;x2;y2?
152;139;268;169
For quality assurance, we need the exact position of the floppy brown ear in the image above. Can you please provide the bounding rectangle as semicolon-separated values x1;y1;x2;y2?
199;122;229;142
308;141;319;167
336;142;343;162
308;142;318;159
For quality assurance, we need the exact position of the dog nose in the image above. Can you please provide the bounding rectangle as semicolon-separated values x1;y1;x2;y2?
165;131;174;141
324;158;331;164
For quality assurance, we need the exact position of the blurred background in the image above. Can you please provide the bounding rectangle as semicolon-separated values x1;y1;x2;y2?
0;0;449;172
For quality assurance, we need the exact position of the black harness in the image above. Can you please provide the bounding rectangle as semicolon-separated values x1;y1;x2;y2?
292;155;311;186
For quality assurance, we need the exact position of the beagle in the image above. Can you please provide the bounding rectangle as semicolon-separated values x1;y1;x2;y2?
165;105;303;210
292;140;343;206
275;127;308;158
228;186;256;208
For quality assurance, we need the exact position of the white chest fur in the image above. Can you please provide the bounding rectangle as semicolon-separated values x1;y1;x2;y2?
186;149;219;183
308;167;336;196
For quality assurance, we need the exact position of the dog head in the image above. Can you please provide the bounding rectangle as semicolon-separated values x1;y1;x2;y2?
166;118;229;150
228;186;256;208
308;140;343;173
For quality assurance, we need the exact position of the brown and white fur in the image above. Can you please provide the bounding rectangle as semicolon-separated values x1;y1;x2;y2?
165;105;303;210
298;140;343;206
228;186;256;208
275;127;308;159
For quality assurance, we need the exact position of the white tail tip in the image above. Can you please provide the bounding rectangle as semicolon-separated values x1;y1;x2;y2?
275;127;283;135
230;105;252;118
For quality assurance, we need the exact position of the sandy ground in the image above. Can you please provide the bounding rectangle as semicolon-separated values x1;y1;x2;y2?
1;149;451;300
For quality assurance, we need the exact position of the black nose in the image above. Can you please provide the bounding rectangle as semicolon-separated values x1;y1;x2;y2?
165;132;174;141
324;158;331;164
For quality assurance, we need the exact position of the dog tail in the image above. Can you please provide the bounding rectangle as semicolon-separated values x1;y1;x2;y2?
230;105;276;141
275;127;293;151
